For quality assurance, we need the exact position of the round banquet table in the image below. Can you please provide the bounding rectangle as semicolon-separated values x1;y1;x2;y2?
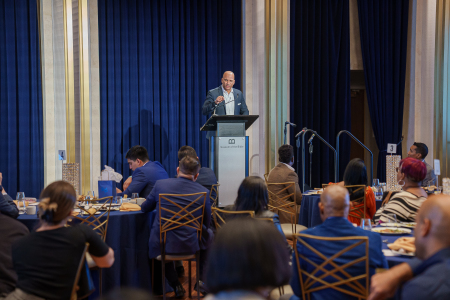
298;193;384;228
379;228;415;268
17;209;157;298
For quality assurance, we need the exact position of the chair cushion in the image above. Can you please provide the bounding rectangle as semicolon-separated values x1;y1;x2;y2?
156;254;196;261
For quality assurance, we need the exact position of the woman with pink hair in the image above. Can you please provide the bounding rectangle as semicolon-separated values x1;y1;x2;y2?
373;157;428;223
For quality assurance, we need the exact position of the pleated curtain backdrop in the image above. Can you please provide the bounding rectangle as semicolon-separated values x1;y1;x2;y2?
358;0;409;182
0;0;44;197
290;0;351;188
98;0;242;180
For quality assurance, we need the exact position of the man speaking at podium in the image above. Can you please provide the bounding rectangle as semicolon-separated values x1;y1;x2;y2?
202;71;249;116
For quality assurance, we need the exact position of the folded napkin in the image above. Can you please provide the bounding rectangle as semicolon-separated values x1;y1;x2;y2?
388;237;415;253
119;203;141;212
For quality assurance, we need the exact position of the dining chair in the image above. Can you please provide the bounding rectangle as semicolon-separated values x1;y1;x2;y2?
267;182;306;239
322;183;330;188
70;243;89;300
209;183;220;207
293;233;369;299
154;192;207;300
264;173;269;183
344;185;367;221
211;207;255;230
69;196;113;296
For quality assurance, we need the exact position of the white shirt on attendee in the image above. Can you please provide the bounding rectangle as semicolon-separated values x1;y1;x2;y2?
282;163;295;171
221;86;235;115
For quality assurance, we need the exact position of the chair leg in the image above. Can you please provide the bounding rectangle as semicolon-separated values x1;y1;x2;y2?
188;260;192;298
162;258;166;300
99;268;103;296
196;253;200;300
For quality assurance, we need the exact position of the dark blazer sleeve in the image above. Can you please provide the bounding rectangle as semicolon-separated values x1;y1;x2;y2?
122;168;147;197
0;193;19;219
239;93;249;115
202;89;216;116
286;171;303;205
141;183;158;212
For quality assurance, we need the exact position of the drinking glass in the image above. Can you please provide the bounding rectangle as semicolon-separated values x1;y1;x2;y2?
114;196;122;205
436;186;443;194
360;219;372;231
372;179;380;187
16;192;25;210
386;213;397;226
131;193;139;203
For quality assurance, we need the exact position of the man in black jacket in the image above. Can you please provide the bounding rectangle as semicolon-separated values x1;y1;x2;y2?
0;173;19;219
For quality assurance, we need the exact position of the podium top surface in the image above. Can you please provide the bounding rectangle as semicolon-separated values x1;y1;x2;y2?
200;115;259;131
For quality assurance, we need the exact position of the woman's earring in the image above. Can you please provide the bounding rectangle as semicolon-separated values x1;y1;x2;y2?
398;179;405;187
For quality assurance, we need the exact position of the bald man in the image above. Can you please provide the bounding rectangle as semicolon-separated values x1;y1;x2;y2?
288;186;387;300
202;71;249;117
368;194;450;300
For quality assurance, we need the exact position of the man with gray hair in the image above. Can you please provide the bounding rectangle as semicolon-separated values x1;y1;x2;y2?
286;185;387;300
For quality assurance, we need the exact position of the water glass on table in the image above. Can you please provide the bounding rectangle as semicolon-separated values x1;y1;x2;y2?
360;218;372;231
428;183;436;193
131;193;139;204
386;213;397;226
114;196;123;205
16;192;26;211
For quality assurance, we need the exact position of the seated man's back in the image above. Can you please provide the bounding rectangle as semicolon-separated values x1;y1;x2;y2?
0;213;29;296
122;161;169;198
289;186;387;300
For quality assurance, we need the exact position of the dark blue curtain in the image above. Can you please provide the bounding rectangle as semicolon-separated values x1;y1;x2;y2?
358;0;409;182
290;0;351;188
99;0;241;180
0;0;43;197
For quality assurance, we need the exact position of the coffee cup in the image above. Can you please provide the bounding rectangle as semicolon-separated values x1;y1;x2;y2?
136;198;145;206
26;205;36;215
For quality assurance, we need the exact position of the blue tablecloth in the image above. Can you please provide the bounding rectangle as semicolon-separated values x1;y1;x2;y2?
298;194;322;228
17;210;156;297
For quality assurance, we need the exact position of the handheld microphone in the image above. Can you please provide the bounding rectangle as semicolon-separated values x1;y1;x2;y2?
308;134;315;144
213;98;233;115
285;121;297;127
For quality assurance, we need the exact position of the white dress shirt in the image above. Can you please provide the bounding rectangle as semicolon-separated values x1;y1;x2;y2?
221;86;235;115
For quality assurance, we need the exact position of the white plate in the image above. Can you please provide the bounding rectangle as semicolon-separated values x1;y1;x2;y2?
387;244;415;256
379;223;416;229
372;227;412;235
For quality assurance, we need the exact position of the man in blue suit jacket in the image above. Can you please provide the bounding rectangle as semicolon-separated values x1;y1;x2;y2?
116;145;169;199
202;71;249;117
288;185;388;300
141;156;213;297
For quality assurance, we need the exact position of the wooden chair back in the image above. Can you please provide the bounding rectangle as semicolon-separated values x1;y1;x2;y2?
264;173;269;183
345;185;367;221
266;182;298;231
71;243;89;300
211;207;255;230
209;183;220;207
322;184;330;188
158;192;207;247
70;197;113;241
293;233;369;299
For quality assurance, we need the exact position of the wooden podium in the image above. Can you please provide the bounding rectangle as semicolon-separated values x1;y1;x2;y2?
201;115;259;207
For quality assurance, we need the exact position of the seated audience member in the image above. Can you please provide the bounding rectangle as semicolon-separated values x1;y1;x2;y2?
0;213;28;296
368;194;450;300
226;176;284;235
116;145;169;198
286;185;387;300
0;173;19;219
178;146;218;204
267;145;302;205
342;158;376;226
4;181;114;300
373;157;427;223
141;156;213;297
407;142;436;187
205;218;291;300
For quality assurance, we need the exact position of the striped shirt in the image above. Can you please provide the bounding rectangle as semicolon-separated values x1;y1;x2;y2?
373;191;427;223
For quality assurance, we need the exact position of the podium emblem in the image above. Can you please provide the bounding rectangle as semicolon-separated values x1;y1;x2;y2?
228;139;235;144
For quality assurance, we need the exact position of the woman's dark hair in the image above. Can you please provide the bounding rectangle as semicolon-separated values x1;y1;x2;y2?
38;181;76;225
206;218;291;293
234;176;269;214
343;158;368;186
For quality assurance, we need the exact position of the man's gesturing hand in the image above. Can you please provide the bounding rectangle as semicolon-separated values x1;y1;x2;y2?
215;96;224;105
